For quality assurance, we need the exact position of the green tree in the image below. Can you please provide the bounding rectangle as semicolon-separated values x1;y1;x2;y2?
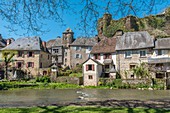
1;50;17;80
132;62;150;79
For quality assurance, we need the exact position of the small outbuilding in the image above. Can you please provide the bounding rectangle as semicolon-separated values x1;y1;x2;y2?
82;58;103;86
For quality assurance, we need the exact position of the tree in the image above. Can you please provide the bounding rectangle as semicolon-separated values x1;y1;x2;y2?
1;50;17;80
0;0;169;35
132;62;150;79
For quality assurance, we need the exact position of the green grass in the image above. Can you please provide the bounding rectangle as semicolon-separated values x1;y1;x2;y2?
0;106;169;113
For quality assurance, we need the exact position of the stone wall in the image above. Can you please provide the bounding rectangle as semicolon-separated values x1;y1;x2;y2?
55;76;83;85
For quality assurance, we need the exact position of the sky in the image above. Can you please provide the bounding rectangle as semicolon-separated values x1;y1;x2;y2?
0;0;170;42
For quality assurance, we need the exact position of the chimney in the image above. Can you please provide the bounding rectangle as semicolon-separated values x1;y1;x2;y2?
7;39;11;46
42;41;46;48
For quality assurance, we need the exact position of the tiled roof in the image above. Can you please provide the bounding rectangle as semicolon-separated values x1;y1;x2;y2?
70;37;97;46
1;36;46;51
154;38;170;49
116;31;154;50
91;37;116;54
46;38;62;48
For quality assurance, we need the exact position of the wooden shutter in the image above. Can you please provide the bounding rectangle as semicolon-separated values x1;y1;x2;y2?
32;52;35;57
86;65;88;71
109;54;112;59
92;64;95;71
32;62;34;68
27;52;29;57
98;54;100;60
26;62;28;68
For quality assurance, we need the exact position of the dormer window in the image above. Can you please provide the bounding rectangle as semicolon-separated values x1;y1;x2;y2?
157;50;162;55
27;51;34;57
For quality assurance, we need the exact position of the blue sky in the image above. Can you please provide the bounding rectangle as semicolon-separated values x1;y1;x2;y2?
0;0;170;42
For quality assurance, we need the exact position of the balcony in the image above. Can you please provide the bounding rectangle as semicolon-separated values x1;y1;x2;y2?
148;57;170;64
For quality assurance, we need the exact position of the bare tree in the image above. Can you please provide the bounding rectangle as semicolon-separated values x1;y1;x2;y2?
0;0;169;36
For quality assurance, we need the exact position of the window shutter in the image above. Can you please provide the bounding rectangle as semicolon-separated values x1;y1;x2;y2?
27;52;29;57
109;54;112;59
22;52;24;58
86;65;88;71
32;52;35;57
32;62;34;68
16;63;18;68
98;54;100;60
92;64;95;71
26;63;28;68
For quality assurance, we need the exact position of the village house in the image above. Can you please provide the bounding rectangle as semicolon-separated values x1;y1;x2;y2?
47;28;74;68
69;37;97;68
1;36;52;78
148;38;170;79
90;37;117;78
115;31;154;79
47;28;97;69
47;37;63;66
82;58;103;86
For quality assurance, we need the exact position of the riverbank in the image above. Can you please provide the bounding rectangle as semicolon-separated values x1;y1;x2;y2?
0;99;169;113
0;105;169;113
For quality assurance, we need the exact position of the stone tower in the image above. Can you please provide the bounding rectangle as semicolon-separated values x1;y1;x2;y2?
62;28;74;47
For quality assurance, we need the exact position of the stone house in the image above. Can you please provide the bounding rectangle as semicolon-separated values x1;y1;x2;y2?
1;36;52;77
69;37;97;68
82;58;103;86
90;37;117;78
148;38;170;79
47;28;74;68
47;37;63;66
115;31;154;79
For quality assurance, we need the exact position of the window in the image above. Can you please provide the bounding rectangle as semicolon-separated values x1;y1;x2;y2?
75;54;82;59
104;54;111;59
76;47;81;51
87;47;92;51
88;75;93;79
40;62;42;68
18;51;23;57
125;51;132;58
41;54;43;58
158;50;162;55
86;64;95;71
28;52;34;57
94;54;100;60
130;64;136;69
53;49;59;53
105;65;110;69
17;62;22;68
140;50;146;57
48;55;50;59
27;62;34;68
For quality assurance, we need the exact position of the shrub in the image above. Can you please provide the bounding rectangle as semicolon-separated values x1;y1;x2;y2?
36;76;51;83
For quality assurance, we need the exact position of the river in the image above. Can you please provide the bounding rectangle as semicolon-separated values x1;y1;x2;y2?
0;89;170;107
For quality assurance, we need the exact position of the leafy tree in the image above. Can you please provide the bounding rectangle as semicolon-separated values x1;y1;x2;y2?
0;0;169;35
132;62;150;79
1;50;18;80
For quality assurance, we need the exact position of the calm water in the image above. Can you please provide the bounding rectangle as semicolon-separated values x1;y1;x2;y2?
0;89;170;106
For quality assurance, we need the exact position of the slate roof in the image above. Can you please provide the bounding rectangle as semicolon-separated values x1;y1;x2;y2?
1;36;46;51
154;38;170;49
115;31;154;50
0;35;6;47
70;37;97;46
46;38;62;48
91;37;116;54
82;58;103;65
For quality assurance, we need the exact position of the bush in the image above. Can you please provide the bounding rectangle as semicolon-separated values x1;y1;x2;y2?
36;76;51;83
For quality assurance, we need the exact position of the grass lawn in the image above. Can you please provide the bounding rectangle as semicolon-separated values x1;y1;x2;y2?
0;106;169;113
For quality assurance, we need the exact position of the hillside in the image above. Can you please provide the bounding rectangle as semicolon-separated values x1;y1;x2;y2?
97;7;170;38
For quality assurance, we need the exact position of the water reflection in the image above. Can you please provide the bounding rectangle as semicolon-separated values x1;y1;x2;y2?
0;89;169;106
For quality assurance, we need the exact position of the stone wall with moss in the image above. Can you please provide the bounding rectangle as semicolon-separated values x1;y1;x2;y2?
98;7;170;38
